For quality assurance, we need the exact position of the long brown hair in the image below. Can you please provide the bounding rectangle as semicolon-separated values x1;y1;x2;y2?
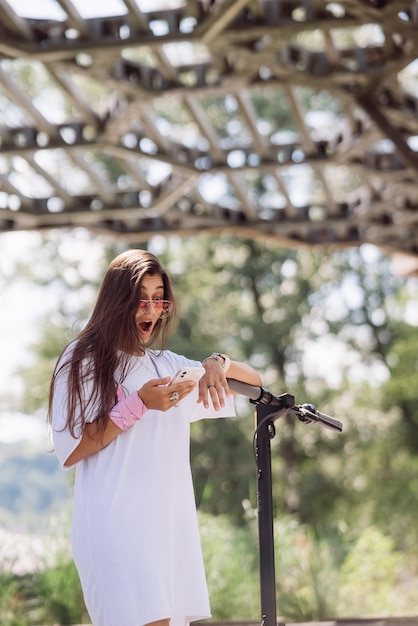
48;249;178;437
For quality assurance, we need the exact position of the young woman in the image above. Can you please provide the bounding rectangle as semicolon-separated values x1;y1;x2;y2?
48;248;262;626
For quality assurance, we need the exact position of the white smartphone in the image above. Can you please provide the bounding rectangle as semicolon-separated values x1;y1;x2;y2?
168;366;205;386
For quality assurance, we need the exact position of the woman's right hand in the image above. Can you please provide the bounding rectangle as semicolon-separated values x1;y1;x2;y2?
64;377;197;467
138;377;197;410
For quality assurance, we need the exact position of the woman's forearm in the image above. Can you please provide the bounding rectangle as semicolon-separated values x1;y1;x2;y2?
227;361;262;386
64;362;261;467
64;418;122;467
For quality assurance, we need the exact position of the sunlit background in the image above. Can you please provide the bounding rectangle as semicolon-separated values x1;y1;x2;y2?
1;0;418;623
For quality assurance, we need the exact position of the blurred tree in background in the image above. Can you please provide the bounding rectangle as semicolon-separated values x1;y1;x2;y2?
3;229;418;623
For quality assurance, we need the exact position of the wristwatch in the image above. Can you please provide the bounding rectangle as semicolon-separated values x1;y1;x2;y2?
208;353;231;373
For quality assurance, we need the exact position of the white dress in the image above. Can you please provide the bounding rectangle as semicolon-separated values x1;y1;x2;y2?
52;349;236;626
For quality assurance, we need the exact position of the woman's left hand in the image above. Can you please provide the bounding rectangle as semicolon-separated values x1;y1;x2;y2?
198;357;230;410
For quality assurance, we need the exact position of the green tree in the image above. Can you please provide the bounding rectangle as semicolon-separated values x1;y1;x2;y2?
9;230;418;620
382;321;418;451
16;233;415;533
16;232;127;411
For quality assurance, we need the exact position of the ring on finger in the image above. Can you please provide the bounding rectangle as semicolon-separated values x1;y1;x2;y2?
170;391;180;402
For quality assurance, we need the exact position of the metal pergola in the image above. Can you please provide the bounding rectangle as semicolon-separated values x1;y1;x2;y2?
0;0;417;261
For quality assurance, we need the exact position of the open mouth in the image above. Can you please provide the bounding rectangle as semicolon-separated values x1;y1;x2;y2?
139;321;153;333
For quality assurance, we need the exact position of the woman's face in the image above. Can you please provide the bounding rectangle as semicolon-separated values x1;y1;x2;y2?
135;273;169;342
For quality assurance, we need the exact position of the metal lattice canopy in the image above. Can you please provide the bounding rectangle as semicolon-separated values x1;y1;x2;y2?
1;0;418;258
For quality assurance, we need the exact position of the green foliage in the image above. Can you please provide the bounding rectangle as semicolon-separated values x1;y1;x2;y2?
13;233;418;538
1;514;417;623
382;322;418;452
157;235;324;520
0;562;90;626
37;558;90;625
191;416;255;520
338;526;416;616
18;321;72;412
250;87;296;131
273;519;342;620
199;512;259;619
0;572;30;626
15;231;127;412
5;230;418;622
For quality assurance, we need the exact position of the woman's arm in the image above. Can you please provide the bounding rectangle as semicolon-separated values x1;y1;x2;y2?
63;357;261;467
227;360;262;386
64;418;122;467
63;375;197;467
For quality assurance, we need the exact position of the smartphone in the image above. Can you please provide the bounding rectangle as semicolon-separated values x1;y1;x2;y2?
168;366;205;386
